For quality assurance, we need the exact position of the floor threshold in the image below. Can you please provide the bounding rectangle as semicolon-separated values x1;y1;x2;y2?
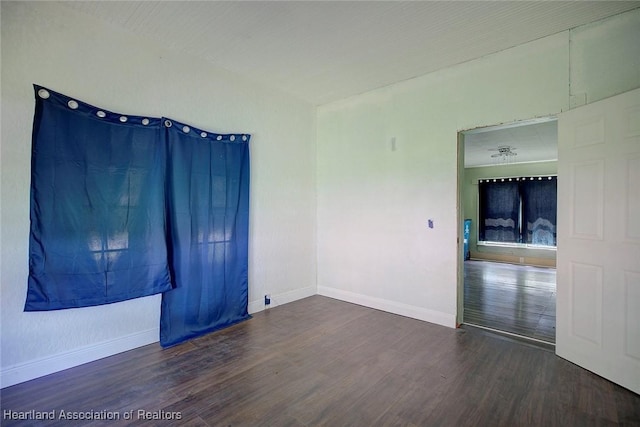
462;322;556;351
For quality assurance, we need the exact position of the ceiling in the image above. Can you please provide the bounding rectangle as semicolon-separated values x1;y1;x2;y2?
464;120;558;168
60;1;640;106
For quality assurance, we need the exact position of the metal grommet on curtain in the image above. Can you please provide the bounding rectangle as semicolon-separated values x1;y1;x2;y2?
141;118;150;126
38;89;50;99
216;135;222;141
242;135;247;141
182;126;190;134
96;111;106;118
230;135;236;142
164;120;172;128
119;116;128;123
200;132;207;138
67;100;79;110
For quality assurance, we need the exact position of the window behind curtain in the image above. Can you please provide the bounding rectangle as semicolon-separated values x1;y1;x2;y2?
160;118;251;348
25;85;172;311
521;177;557;246
478;176;557;247
478;179;520;243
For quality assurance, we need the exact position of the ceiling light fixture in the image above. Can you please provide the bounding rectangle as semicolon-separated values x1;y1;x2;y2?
489;145;517;164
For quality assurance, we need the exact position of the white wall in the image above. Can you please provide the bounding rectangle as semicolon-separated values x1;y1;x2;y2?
316;9;640;328
1;2;317;387
570;9;640;105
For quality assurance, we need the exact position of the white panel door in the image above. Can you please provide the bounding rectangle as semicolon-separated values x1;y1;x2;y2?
557;88;640;394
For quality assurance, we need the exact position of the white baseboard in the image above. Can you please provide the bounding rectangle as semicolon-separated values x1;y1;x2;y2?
2;285;450;388
2;286;317;389
317;286;456;328
248;285;317;314
1;328;159;389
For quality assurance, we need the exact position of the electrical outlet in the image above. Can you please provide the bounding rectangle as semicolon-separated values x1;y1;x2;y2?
264;294;271;306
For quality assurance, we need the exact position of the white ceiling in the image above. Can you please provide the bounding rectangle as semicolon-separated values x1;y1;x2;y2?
464;120;558;168
60;1;640;106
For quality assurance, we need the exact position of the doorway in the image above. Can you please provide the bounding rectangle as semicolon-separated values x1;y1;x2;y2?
457;118;558;344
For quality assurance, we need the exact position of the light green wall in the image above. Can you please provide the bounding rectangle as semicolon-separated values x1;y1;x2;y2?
463;161;558;262
317;9;640;327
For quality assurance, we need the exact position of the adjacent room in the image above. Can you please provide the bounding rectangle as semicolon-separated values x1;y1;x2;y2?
2;2;639;425
461;120;558;344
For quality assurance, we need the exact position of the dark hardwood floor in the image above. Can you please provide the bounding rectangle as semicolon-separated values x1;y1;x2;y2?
464;260;556;343
2;295;638;426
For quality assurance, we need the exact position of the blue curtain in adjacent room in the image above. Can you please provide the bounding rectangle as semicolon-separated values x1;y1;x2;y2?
478;179;520;243
25;86;172;311
160;118;250;347
521;177;557;246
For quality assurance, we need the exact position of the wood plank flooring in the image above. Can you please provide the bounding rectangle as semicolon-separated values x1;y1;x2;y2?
464;260;556;343
2;295;638;426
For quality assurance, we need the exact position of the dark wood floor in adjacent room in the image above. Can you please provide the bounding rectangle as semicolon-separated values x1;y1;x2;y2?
2;295;638;426
464;260;557;343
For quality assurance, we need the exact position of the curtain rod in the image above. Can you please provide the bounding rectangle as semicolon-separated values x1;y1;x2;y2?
478;175;557;183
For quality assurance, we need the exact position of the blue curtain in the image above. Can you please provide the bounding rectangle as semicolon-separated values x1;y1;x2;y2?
478;179;520;243
160;118;251;347
521;177;557;246
26;86;172;311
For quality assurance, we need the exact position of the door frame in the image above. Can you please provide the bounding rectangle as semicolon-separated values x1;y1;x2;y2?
456;115;558;328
